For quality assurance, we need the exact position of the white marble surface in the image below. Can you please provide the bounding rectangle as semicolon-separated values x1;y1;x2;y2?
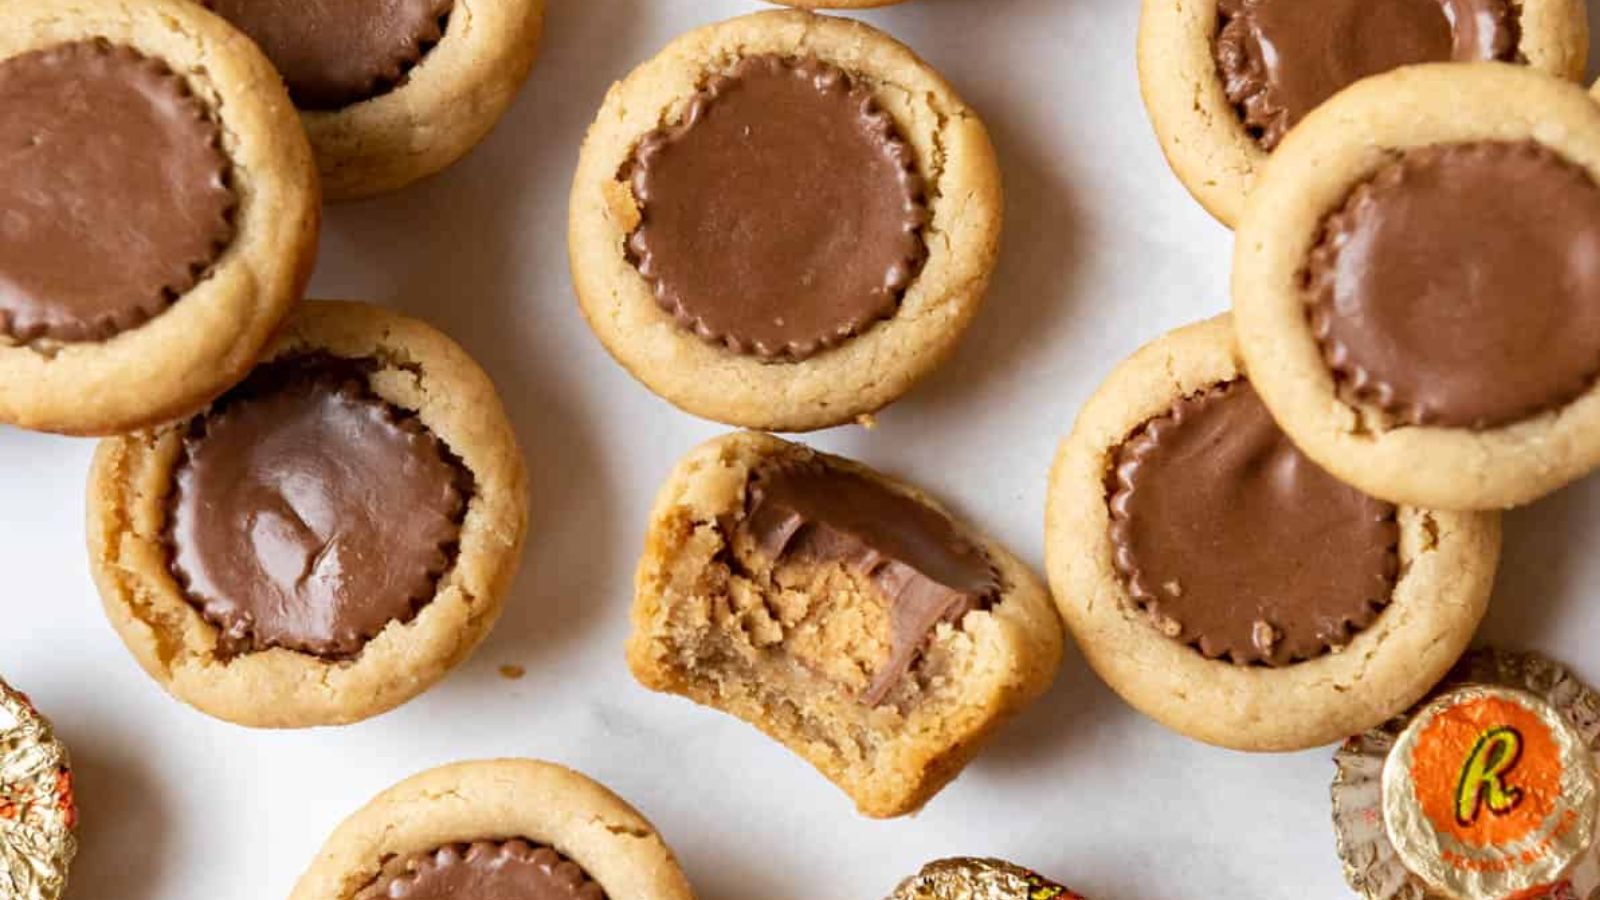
5;1;1600;897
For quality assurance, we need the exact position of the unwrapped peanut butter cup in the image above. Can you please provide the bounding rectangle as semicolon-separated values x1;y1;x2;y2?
1308;141;1600;430
738;457;1001;706
1109;379;1398;666
168;354;471;660
206;0;453;110
355;840;603;900
1333;649;1600;899
0;40;235;344
1215;0;1515;150
627;54;928;361
0;679;77;900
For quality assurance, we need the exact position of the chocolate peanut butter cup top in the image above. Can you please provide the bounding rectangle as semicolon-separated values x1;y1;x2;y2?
1215;0;1515;149
357;841;605;900
740;459;998;705
207;0;453;110
168;356;470;659
1110;380;1398;666
0;40;234;343
1309;141;1600;429
627;54;928;361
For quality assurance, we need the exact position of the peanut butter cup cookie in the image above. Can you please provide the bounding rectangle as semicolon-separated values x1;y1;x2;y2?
207;0;544;199
628;432;1061;817
1045;316;1499;752
87;301;528;728
1234;64;1600;509
570;11;1002;432
0;0;318;435
1139;0;1586;225
291;760;694;900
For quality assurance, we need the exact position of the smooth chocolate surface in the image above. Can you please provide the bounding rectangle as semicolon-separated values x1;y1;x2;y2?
1215;0;1515;149
207;0;453;110
628;55;927;361
169;357;468;658
1309;141;1600;428
0;41;234;343
1109;380;1398;666
741;459;998;705
357;841;605;900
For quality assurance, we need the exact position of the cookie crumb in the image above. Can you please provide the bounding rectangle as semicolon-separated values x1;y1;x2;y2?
1153;613;1183;638
1251;620;1279;657
498;665;525;680
1162;579;1183;597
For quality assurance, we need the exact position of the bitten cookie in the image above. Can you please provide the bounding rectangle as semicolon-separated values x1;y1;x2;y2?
1139;0;1587;226
1045;316;1500;752
1233;64;1600;510
206;0;545;199
0;0;318;436
86;301;528;728
569;11;1002;432
290;759;694;900
628;432;1062;818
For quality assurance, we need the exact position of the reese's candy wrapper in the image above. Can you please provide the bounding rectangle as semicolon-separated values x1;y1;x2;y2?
889;857;1084;900
0;678;77;900
1333;649;1600;899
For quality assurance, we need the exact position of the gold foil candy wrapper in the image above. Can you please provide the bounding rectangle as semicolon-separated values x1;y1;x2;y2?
1333;649;1600;900
888;857;1084;900
0;678;76;900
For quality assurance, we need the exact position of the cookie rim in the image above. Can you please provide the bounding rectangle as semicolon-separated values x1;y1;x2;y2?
1044;315;1501;752
299;0;545;200
1137;0;1589;227
568;10;1004;433
85;300;530;729
0;0;319;436
1232;63;1600;510
287;759;695;900
626;431;1063;817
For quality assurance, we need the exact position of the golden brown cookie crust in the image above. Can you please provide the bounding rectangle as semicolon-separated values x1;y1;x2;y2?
1045;316;1500;752
0;0;319;436
86;300;529;728
290;760;695;900
628;432;1062;817
1139;0;1588;227
1233;64;1600;510
300;0;544;200
569;11;1003;432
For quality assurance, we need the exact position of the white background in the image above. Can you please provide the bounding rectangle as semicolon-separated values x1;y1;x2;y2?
6;1;1600;897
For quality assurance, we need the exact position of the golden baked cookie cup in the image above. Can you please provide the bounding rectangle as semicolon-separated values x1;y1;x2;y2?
569;11;1003;432
208;0;545;200
1139;0;1587;227
628;432;1062;818
1234;64;1600;510
0;0;318;436
87;300;528;729
1045;316;1500;752
290;760;694;900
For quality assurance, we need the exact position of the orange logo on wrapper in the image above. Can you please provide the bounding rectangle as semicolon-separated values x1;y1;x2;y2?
1412;694;1564;849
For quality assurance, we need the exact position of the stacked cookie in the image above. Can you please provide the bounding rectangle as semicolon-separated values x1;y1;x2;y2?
1036;1;1600;895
